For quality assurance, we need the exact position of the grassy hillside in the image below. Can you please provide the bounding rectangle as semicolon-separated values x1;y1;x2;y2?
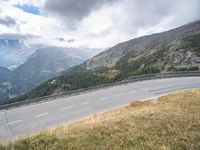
5;21;200;104
1;90;200;150
4;69;110;104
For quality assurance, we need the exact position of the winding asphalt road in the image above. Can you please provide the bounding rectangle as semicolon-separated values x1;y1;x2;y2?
0;77;200;141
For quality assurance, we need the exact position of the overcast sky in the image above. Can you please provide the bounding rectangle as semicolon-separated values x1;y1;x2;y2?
0;0;199;49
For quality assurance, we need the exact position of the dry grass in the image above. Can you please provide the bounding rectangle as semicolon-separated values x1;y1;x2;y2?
1;90;200;150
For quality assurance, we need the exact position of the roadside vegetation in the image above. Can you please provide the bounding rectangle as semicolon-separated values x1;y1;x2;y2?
1;89;200;150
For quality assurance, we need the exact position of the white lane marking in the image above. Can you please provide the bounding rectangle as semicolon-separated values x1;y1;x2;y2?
146;96;159;101
35;112;49;118
5;77;200;113
129;90;136;94
7;119;22;125
61;106;72;110
81;101;91;105
114;93;124;97
99;97;108;100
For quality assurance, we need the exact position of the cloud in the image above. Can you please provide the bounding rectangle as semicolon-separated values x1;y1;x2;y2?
105;0;200;35
67;39;74;43
72;0;200;47
56;37;66;42
0;33;37;40
0;0;199;49
0;16;16;27
44;0;117;29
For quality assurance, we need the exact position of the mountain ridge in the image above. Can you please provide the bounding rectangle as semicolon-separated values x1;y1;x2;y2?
85;20;200;69
0;47;91;101
5;20;200;104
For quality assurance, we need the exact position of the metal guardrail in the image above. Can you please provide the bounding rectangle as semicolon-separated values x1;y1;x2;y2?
0;71;200;110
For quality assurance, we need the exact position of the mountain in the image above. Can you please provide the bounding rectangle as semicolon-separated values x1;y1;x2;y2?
0;66;12;100
0;47;91;101
85;21;200;69
6;20;200;104
13;47;89;83
0;38;103;70
0;39;37;70
0;66;11;78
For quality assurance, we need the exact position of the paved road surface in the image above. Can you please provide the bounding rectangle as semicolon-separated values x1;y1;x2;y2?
0;77;200;141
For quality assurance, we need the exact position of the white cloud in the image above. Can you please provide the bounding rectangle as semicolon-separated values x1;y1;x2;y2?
63;0;200;48
0;1;70;46
81;0;200;47
0;0;199;49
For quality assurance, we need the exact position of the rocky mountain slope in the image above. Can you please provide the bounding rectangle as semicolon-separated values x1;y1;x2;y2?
0;47;91;101
6;20;200;104
85;20;200;69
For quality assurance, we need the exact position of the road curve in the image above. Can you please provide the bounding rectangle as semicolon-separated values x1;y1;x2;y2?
0;77;200;141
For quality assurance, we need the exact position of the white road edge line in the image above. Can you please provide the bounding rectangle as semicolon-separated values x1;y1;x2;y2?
7;120;22;125
61;106;72;110
114;93;123;97
81;101;91;105
35;112;49;118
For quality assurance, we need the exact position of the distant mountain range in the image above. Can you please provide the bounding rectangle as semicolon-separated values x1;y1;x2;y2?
0;38;104;70
4;20;200;104
0;39;38;70
0;66;12;100
0;47;92;101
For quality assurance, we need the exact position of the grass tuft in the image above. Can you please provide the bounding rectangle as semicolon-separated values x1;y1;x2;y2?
1;89;200;150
